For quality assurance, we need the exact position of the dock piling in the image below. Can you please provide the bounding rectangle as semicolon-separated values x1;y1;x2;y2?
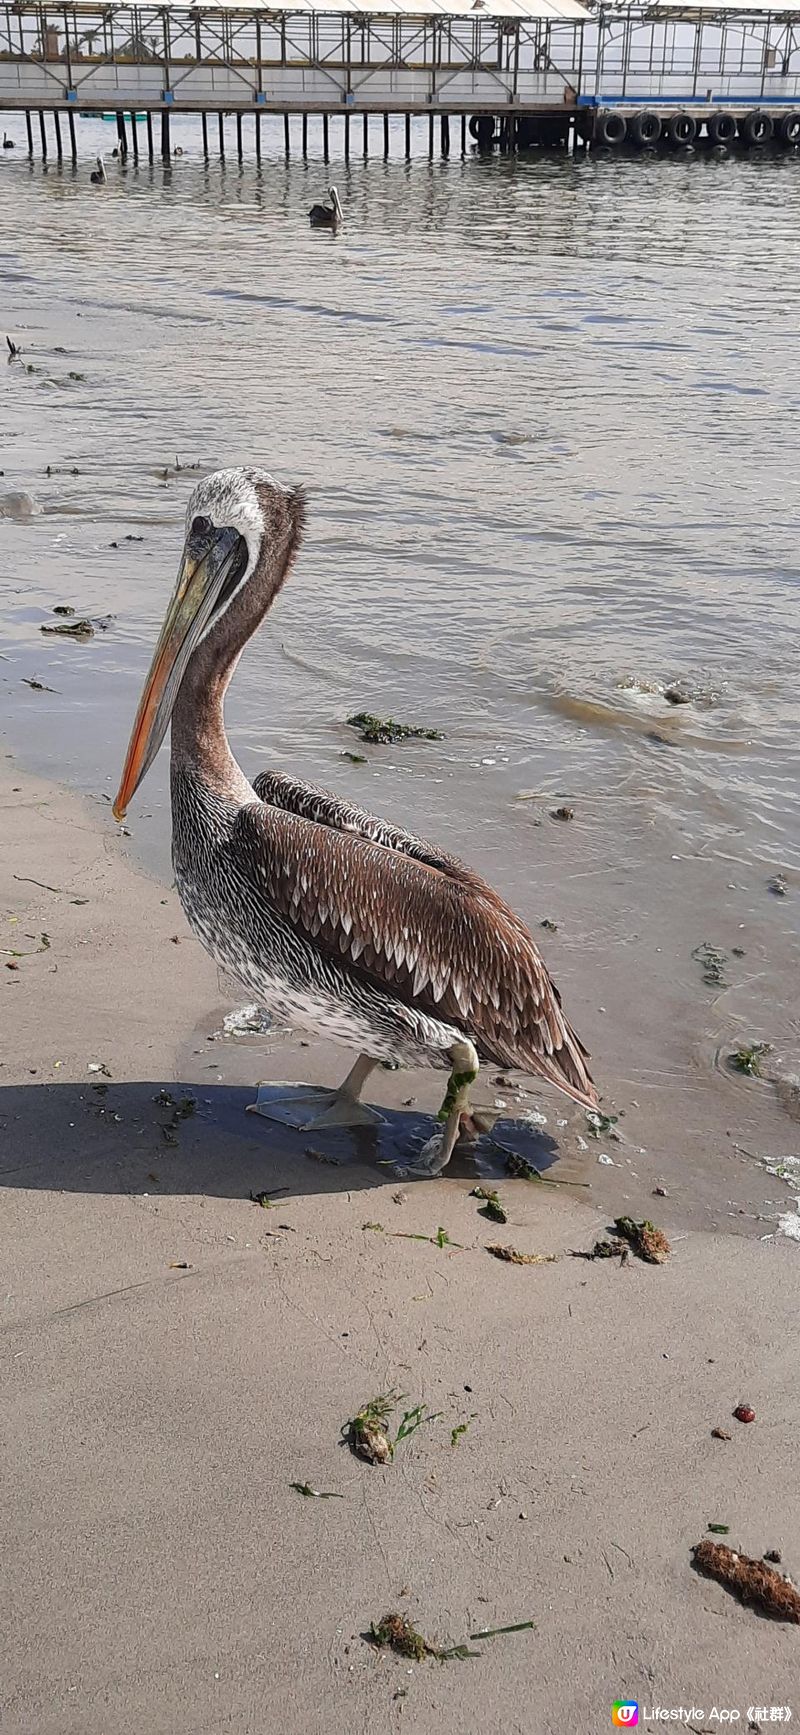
441;114;450;156
146;111;154;163
322;112;329;159
302;112;308;155
53;108;62;160
405;112;411;157
160;109;170;159
217;112;224;158
236;111;243;158
428;112;434;156
284;112;290;156
116;111;128;157
68;108;77;163
130;111;139;161
38;109;46;160
344;111;350;158
201;112;208;159
25;109;33;156
383;111;389;156
363;112;368;155
255;110;261;161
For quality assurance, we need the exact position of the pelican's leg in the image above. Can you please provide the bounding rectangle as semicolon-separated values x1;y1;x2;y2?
397;1039;480;1178
247;1052;386;1129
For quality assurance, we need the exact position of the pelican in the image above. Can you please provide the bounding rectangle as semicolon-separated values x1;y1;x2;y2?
90;155;106;184
2;132;15;150
309;186;343;231
113;468;598;1174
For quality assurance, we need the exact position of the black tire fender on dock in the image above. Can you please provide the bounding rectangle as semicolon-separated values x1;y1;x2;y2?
594;109;627;147
666;111;697;146
468;114;496;144
739;109;773;145
706;111;736;146
778;111;800;146
629;110;661;148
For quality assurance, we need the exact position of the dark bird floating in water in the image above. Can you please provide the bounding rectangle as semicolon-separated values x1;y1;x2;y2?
113;468;597;1174
2;132;15;149
90;155;106;184
309;186;343;231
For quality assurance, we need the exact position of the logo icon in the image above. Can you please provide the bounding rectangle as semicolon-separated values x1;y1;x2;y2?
612;1706;639;1729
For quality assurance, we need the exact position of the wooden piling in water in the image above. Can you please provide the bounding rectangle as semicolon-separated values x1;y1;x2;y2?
405;112;411;157
38;110;47;160
255;111;261;161
344;111;350;158
201;112;208;158
68;108;77;163
130;111;139;160
383;111;389;155
363;113;368;155
25;110;33;156
302;112;308;155
428;112;434;156
116;111;128;156
53;108;63;159
460;113;466;155
161;109;170;159
217;112;224;158
284;112;290;155
236;112;243;158
322;112;329;158
441;114;450;156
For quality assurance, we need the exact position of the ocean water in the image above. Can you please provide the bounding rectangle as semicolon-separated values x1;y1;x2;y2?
2;121;798;1226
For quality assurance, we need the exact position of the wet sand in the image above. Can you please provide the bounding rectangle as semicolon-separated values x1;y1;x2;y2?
2;754;799;1733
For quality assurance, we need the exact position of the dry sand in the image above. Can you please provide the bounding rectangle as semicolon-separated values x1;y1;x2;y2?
2;754;798;1735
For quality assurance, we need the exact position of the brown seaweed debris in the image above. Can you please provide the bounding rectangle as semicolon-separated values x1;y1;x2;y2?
41;617;95;639
691;1540;800;1623
613;1216;670;1264
369;1613;479;1663
570;1238;627;1263
347;1392;397;1464
486;1245;558;1266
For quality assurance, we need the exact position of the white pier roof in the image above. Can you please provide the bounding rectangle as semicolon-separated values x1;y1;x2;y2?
185;0;592;18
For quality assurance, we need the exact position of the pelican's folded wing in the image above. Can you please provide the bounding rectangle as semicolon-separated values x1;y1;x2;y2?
232;799;597;1109
253;769;472;879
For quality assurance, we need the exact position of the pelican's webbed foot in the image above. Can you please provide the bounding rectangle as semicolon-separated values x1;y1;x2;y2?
247;1052;384;1131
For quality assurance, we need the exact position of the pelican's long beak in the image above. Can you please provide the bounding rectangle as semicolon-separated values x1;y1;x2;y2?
112;522;243;821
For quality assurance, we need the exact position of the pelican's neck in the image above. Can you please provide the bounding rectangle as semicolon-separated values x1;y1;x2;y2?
171;642;253;808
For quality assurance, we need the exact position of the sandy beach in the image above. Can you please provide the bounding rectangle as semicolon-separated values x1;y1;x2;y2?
2;751;798;1734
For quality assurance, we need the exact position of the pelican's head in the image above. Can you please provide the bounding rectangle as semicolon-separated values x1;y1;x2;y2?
112;466;305;819
329;185;343;224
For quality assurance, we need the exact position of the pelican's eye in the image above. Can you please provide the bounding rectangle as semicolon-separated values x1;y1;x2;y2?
191;514;212;539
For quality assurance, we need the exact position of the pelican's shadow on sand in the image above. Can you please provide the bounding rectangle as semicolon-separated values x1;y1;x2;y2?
0;1079;561;1200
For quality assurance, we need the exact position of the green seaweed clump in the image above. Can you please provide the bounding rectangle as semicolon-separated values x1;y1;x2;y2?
370;1613;429;1660
347;1392;398;1464
347;711;444;745
471;1186;507;1224
730;1042;772;1078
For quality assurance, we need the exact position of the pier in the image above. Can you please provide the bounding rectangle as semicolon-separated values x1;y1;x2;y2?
0;0;799;159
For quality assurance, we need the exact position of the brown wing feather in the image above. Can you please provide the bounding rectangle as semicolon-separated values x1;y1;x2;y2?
252;770;473;879
233;798;597;1109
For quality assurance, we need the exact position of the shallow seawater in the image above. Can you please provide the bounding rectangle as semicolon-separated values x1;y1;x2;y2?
1;121;799;1232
